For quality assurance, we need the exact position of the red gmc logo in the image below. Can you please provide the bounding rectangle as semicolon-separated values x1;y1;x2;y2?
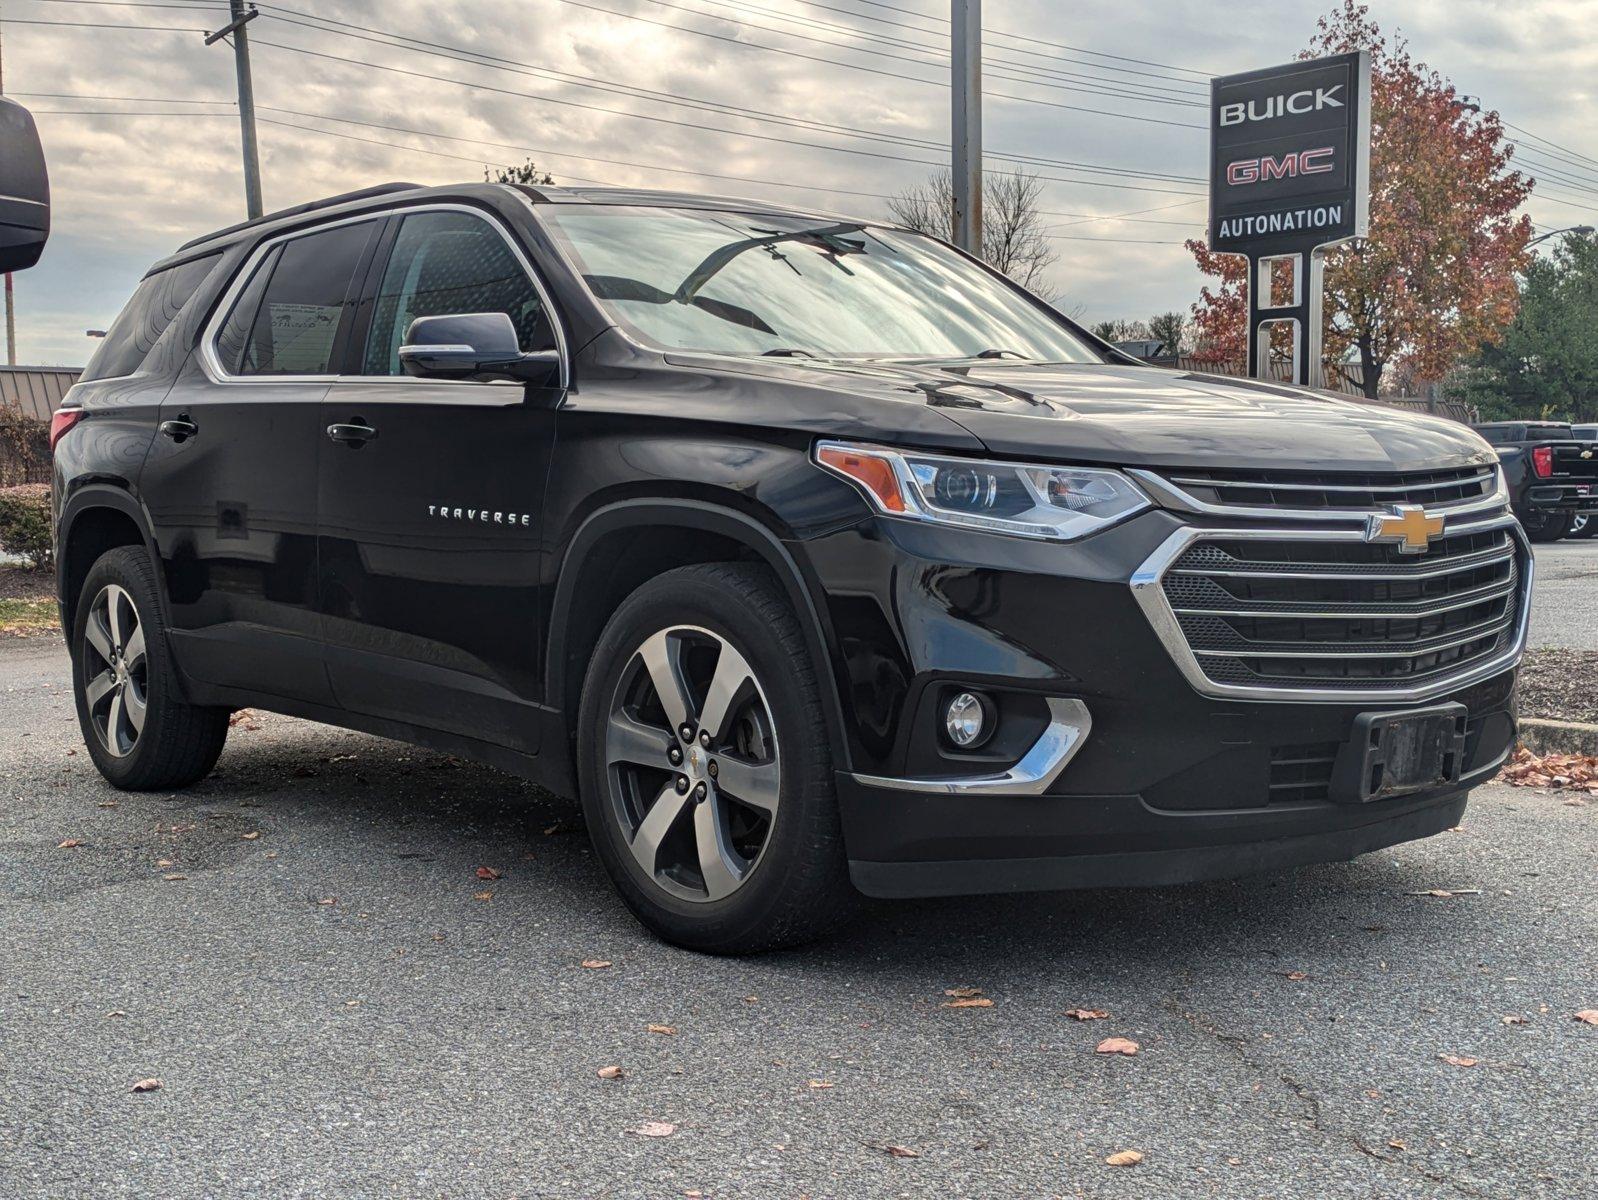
1226;147;1335;186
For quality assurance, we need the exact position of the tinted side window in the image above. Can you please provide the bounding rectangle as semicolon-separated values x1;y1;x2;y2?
361;211;552;376
82;253;221;381
218;221;376;376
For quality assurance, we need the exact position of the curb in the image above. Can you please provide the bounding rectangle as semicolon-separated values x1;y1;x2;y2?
1518;717;1598;758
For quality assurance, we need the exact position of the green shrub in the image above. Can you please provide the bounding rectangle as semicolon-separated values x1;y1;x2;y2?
0;483;53;569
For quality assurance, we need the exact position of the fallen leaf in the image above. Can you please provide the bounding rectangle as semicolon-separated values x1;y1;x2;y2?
1439;1054;1478;1068
476;866;501;880
1574;1010;1598;1025
1105;1150;1144;1167
1096;1037;1140;1056
473;890;493;902
161;873;186;882
1283;971;1309;981
863;1142;918;1158
1406;889;1481;898
631;1121;676;1138
130;1077;162;1093
647;1024;677;1035
943;987;983;999
808;1079;834;1089
1064;1008;1108;1021
317;897;337;906
105;1010;125;1019
580;959;612;970
156;859;173;868
1388;1138;1407;1151
1502;1014;1529;1025
57;838;82;849
596;1065;624;1080
943;997;994;1009
241;832;260;841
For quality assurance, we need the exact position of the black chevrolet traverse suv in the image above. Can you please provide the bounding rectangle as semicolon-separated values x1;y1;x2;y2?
52;181;1528;952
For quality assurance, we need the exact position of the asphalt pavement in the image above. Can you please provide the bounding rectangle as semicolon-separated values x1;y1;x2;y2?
1527;537;1598;651
2;637;1596;1200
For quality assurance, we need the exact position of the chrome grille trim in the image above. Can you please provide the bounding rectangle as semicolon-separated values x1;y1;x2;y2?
1170;577;1517;620
1130;514;1532;703
1164;469;1498;495
1127;465;1510;524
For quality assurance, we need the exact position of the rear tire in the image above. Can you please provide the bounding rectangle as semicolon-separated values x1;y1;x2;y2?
1522;510;1571;543
576;562;857;954
1569;513;1596;539
71;546;230;791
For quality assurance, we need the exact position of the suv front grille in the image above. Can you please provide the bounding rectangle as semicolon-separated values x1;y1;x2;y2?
1138;521;1530;699
1157;465;1498;512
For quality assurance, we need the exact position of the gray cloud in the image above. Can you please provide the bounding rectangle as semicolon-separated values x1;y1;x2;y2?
4;0;1593;364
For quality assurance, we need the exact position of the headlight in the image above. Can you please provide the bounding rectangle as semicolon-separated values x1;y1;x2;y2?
815;441;1150;541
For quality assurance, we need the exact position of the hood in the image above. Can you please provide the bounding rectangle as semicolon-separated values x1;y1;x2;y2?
672;355;1496;474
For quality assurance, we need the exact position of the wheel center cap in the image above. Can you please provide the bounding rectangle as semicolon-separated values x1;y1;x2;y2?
686;746;703;775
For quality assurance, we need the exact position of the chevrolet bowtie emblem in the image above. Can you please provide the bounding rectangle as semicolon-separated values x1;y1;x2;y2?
1365;504;1445;554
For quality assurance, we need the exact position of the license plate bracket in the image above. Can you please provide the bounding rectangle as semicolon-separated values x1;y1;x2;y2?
1331;703;1468;804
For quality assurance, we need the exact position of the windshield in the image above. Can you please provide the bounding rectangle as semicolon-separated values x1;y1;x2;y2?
538;204;1100;362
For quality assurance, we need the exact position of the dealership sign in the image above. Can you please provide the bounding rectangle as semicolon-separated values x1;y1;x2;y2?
1208;51;1371;256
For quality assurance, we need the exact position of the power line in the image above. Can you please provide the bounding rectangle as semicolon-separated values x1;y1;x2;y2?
551;0;1204;129
783;0;1211;91
28;103;1206;244
250;35;1206;195
834;0;1216;79
255;4;1203;182
661;0;1205;106
1504;120;1598;171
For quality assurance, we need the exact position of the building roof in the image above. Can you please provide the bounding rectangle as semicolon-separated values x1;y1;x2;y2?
1;365;82;420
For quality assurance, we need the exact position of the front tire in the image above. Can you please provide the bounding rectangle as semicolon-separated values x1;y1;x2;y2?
71;546;230;790
1521;510;1571;543
576;563;856;953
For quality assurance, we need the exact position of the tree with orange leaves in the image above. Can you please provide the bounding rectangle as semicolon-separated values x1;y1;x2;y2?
1186;2;1533;398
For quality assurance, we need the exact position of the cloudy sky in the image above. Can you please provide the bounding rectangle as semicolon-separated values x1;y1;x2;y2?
3;0;1596;364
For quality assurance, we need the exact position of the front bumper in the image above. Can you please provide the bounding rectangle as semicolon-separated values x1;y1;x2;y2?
801;507;1521;899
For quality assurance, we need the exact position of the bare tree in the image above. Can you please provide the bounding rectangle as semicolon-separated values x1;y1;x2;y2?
1147;311;1187;356
888;168;1059;300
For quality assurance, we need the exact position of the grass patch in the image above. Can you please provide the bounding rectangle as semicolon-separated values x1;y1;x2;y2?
0;596;59;637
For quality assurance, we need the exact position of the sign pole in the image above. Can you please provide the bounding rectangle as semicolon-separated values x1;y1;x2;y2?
950;0;982;254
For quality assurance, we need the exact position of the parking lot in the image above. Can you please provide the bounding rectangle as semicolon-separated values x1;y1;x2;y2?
2;620;1595;1199
1527;538;1598;650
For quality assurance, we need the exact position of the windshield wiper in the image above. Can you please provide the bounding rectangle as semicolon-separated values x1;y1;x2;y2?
673;223;866;304
760;348;816;358
973;348;1027;359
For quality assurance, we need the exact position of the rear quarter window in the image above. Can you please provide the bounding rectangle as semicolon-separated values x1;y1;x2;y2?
81;253;221;382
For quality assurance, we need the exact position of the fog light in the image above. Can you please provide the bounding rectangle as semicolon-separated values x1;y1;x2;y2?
944;691;990;749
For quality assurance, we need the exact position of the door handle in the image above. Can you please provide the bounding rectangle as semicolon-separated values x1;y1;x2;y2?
326;421;378;447
158;418;198;443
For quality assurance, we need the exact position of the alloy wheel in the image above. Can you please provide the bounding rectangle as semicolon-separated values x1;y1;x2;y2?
81;583;148;758
604;625;781;902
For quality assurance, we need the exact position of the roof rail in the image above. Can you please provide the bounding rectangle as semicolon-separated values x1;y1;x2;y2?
177;181;424;251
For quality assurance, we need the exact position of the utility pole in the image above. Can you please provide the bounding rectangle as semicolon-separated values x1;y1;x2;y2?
207;1;263;219
1;5;16;366
950;0;981;255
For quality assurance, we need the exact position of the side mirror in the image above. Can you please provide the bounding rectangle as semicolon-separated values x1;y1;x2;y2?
0;98;50;274
398;312;560;384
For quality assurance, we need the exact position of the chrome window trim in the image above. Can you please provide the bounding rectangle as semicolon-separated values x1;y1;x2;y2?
850;698;1091;796
1130;514;1532;704
198;202;570;390
1127;466;1510;524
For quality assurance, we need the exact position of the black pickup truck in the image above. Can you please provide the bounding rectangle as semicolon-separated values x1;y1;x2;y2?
1473;421;1598;541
